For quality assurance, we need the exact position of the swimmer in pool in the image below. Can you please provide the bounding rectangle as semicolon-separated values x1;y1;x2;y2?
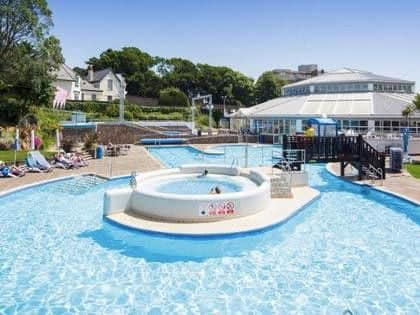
209;186;221;194
200;169;208;177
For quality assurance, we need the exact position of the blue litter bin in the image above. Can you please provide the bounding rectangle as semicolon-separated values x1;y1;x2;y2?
96;146;103;159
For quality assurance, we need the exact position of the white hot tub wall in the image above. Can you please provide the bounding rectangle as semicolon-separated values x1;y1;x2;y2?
103;165;271;222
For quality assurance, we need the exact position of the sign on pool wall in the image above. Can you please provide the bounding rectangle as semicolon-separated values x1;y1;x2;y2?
199;201;236;217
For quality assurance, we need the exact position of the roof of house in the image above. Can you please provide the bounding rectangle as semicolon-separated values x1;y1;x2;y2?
86;67;125;86
81;79;102;92
87;68;113;83
229;92;418;119
52;64;77;81
283;68;415;88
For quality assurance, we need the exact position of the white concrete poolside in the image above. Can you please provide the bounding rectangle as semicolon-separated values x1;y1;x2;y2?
106;186;320;235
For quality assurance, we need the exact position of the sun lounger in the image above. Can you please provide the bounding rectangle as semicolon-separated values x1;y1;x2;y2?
27;151;52;172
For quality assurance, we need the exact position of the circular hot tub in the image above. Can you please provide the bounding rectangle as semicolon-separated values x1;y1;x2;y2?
123;165;271;222
147;174;256;195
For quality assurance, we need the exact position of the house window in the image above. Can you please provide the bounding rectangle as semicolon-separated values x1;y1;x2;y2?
75;76;80;88
82;93;85;101
107;96;112;102
92;94;96;101
74;91;80;100
94;83;100;88
108;79;113;91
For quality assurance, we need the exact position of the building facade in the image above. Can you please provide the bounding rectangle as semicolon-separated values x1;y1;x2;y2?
230;68;419;143
272;64;320;83
52;64;126;102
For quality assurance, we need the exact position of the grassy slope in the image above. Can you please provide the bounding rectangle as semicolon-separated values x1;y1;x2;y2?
405;163;420;179
0;150;55;163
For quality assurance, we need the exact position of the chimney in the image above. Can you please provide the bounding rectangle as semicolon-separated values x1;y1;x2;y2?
88;65;94;82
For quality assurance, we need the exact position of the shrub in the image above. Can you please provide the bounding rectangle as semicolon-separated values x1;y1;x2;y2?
62;139;75;153
0;141;11;150
159;87;190;107
124;111;134;121
105;104;119;118
83;132;98;151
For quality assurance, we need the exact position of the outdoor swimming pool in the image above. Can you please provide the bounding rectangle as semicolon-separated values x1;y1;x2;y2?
0;166;419;313
148;144;280;168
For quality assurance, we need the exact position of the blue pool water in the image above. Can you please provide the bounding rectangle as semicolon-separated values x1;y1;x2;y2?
156;176;242;194
0;167;419;313
148;144;280;168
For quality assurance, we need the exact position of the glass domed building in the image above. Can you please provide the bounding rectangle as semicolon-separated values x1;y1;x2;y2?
231;68;419;143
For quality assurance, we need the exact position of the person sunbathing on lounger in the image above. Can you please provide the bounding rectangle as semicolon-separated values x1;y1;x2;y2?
55;153;76;169
0;161;16;178
10;162;25;177
71;153;88;167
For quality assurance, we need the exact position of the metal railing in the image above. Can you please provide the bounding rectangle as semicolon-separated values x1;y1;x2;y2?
362;164;384;185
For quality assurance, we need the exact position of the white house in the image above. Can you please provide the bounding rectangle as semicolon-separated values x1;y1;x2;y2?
85;65;126;102
51;64;82;100
52;64;126;102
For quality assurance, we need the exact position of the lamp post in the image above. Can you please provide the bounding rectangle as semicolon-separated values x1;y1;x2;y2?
222;95;227;117
245;116;249;167
207;95;213;135
191;94;212;135
119;82;126;123
191;104;195;133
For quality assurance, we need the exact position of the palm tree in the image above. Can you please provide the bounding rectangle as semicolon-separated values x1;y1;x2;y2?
402;104;415;121
413;93;420;111
402;93;420;129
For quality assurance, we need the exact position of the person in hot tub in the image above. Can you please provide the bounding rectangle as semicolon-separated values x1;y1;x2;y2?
199;169;209;177
209;186;221;194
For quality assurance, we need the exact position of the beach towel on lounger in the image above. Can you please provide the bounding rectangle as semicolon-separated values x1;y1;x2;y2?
27;151;52;171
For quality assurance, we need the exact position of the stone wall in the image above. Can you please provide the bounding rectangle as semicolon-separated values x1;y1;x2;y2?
62;123;258;145
62;124;167;145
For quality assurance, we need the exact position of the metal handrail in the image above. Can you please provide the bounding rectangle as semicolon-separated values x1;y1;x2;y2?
368;164;384;185
362;163;384;185
230;157;238;168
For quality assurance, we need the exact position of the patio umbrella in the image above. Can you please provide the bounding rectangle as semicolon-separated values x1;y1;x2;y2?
56;129;60;153
30;130;35;150
13;128;20;165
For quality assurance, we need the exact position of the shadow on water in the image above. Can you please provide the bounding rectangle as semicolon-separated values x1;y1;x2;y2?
79;164;419;263
78;203;317;263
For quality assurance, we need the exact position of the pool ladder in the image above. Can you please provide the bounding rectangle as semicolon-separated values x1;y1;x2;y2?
362;164;383;186
271;160;293;198
230;157;239;167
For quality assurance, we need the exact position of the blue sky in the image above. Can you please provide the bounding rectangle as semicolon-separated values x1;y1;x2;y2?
50;0;420;90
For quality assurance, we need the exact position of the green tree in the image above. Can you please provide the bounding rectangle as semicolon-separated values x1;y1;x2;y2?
0;0;52;59
159;87;190;107
88;47;162;97
255;71;285;103
402;94;420;118
413;93;420;111
159;58;199;96
0;0;63;123
196;64;254;106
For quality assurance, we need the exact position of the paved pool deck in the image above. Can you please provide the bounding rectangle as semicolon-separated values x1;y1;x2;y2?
107;186;320;236
0;146;163;192
327;162;420;204
1;143;418;206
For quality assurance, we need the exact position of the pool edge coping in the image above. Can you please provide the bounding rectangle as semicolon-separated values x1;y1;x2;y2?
325;163;420;206
104;187;321;237
0;172;130;198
